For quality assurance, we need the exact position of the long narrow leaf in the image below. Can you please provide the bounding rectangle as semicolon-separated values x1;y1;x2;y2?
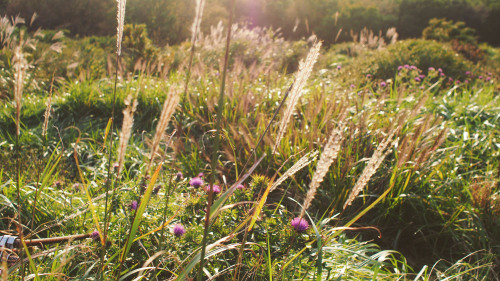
120;164;162;263
74;138;103;246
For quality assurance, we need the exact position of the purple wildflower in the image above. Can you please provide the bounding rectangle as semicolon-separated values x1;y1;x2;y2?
428;67;435;71
53;181;62;188
404;64;410;69
397;65;403;71
366;74;372;78
291;217;309;233
190;177;203;188
414;77;421;82
448;77;454;82
205;184;221;194
440;72;445;77
478;75;483;80
336;65;342;70
350;84;355;89
236;184;245;190
176;172;183;181
173;224;186;237
91;231;100;241
198;173;204;178
438;68;443;73
465;71;472;76
464;79;469;84
410;65;417;70
486;77;491;82
456;80;461;84
419;74;425;79
130;200;138;210
380;81;387;87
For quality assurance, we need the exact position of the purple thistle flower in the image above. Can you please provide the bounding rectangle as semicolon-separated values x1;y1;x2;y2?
404;64;410;69
176;172;183;181
440;72;445;77
366;74;372;78
428;67;435;71
198;173;204;178
91;231;100;241
397;65;403;71
448;77;454;82
438;68;443;73
410;65;417;70
336;65;342;70
419;74;425;79
190;177;203;188
478;75;483;80
205;184;221;194
380;81;387;87
465;71;472;76
291;217;309;232
414;77;421;82
456;80;461;84
486;77;491;82
130;200;138;210
173;224;186;237
464;79;469;84
350;84;355;89
236;184;245;190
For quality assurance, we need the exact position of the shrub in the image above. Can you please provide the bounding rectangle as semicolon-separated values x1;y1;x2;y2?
351;39;471;81
423;18;484;63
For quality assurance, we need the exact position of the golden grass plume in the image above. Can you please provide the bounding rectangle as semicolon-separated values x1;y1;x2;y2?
274;40;321;152
270;150;319;192
147;89;180;171
117;94;138;176
191;0;206;44
13;39;27;137
116;0;127;56
300;123;345;217
343;128;398;210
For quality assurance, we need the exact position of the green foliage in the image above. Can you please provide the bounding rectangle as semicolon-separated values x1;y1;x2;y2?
1;8;499;279
423;18;478;44
350;39;471;81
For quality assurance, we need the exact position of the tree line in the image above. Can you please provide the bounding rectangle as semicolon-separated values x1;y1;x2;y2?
2;0;499;46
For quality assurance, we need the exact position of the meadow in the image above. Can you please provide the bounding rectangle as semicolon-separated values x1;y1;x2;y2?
0;1;499;280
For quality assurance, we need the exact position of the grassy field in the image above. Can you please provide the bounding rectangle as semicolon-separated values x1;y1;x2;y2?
0;4;499;280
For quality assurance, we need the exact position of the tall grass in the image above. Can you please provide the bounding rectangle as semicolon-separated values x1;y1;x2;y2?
0;4;498;281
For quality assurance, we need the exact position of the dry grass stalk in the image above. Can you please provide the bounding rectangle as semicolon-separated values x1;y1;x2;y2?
116;0;127;56
117;94;138;176
13;41;27;137
42;79;55;137
300;123;345;217
147;89;180;171
191;0;206;44
343;128;398;210
270;151;319;192
274;40;322;152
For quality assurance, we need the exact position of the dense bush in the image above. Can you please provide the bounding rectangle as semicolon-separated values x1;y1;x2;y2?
350;39;472;81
